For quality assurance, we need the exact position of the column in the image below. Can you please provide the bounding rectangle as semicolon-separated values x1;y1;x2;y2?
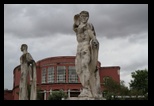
50;88;52;95
54;66;57;83
66;66;68;83
44;90;46;100
68;89;70;98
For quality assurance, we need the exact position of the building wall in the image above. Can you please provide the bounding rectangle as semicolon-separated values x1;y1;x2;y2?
8;56;120;100
99;66;120;91
4;90;13;100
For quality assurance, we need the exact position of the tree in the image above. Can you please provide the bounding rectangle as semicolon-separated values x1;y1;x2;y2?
48;90;68;100
103;77;120;94
102;77;129;100
129;69;148;95
119;80;130;96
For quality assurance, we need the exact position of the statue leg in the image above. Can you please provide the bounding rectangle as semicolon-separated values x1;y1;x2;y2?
19;64;28;100
75;52;82;75
95;71;102;98
30;64;37;100
78;48;92;97
89;69;102;98
76;49;87;97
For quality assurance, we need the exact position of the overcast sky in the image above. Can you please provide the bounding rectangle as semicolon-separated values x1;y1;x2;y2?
4;4;148;90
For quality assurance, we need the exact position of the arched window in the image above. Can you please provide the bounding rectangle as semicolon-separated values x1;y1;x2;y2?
68;66;78;83
41;68;46;83
48;67;54;83
57;66;66;83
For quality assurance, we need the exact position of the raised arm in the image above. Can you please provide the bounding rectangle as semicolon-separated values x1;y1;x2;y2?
73;14;80;33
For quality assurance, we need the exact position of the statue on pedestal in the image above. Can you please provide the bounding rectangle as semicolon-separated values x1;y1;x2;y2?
73;11;102;99
19;44;37;100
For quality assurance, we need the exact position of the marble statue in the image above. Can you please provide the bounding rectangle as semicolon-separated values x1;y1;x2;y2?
19;44;37;100
73;11;102;99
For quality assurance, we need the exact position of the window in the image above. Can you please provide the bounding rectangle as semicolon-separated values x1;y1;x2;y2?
48;67;54;83
103;76;110;85
68;66;78;83
57;66;66;83
42;68;46;83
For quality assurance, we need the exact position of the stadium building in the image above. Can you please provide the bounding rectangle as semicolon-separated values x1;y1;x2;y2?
4;56;120;100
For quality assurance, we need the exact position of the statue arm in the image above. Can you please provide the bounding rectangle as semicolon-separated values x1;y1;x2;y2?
73;14;85;34
89;23;99;74
88;24;98;44
88;23;99;48
88;23;96;39
73;23;78;33
26;53;36;82
26;53;35;65
73;23;85;34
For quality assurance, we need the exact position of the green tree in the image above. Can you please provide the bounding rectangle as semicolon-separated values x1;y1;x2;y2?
119;80;130;96
129;69;148;95
103;77;129;100
48;90;68;100
102;77;129;100
103;77;120;94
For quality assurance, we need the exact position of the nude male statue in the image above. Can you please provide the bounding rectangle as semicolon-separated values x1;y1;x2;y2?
73;11;102;98
19;44;37;100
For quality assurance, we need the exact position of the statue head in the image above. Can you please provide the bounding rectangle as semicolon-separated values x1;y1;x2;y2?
21;44;28;52
80;11;89;17
79;11;89;24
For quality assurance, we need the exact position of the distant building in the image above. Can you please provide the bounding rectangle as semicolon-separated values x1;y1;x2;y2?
5;56;120;100
4;89;13;100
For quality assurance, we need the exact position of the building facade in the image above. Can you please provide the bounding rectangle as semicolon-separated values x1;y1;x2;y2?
5;56;120;100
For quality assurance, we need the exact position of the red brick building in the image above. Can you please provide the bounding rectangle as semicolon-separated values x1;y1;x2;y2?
4;89;13;100
5;56;120;100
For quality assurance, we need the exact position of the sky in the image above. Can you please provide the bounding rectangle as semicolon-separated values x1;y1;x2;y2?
4;4;148;90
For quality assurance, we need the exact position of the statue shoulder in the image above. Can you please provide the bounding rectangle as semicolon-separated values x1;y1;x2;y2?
26;52;33;56
86;23;94;29
87;23;96;36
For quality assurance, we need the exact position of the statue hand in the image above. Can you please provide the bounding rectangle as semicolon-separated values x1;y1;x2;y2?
92;39;99;48
78;23;86;29
27;60;35;66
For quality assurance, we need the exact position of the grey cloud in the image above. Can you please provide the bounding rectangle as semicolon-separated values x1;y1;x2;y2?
4;4;148;39
94;4;148;39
